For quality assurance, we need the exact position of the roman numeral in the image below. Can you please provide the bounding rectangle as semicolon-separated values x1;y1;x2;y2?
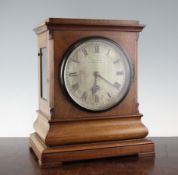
82;48;88;56
95;95;99;103
72;59;80;63
91;85;100;95
69;72;77;77
116;71;124;75
81;91;87;101
107;92;111;98
72;54;80;63
106;49;111;56
72;83;79;91
113;59;120;64
113;82;121;90
95;45;99;53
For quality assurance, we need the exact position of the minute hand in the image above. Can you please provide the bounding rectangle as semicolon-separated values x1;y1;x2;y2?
96;73;120;90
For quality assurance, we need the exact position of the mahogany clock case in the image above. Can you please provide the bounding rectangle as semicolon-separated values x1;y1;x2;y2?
30;18;155;168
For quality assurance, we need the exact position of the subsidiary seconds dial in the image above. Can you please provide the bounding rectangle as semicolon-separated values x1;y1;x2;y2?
60;37;133;111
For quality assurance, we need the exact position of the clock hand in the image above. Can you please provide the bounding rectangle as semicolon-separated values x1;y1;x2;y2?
91;72;100;95
96;72;120;90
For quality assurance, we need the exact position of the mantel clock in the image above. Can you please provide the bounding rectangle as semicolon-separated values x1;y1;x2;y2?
30;18;154;168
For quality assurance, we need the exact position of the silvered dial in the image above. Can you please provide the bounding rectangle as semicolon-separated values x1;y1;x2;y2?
61;38;133;111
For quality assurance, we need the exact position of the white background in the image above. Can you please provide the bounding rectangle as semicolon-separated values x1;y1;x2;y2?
0;0;178;137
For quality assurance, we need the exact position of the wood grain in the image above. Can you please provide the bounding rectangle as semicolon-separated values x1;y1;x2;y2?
29;133;154;168
34;113;148;146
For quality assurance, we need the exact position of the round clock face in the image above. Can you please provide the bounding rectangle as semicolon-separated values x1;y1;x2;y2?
61;37;133;111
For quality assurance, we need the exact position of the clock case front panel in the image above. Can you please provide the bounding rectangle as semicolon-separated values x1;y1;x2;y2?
30;18;154;168
60;37;134;112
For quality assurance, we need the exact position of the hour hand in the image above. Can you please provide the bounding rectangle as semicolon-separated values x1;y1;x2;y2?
91;85;100;95
91;71;100;95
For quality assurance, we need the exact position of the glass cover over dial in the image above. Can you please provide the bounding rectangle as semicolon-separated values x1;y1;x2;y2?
61;37;133;111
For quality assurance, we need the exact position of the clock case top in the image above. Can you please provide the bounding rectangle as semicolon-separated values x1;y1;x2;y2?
34;18;144;121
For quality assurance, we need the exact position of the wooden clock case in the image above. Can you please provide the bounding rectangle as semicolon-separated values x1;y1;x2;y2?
29;18;154;168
